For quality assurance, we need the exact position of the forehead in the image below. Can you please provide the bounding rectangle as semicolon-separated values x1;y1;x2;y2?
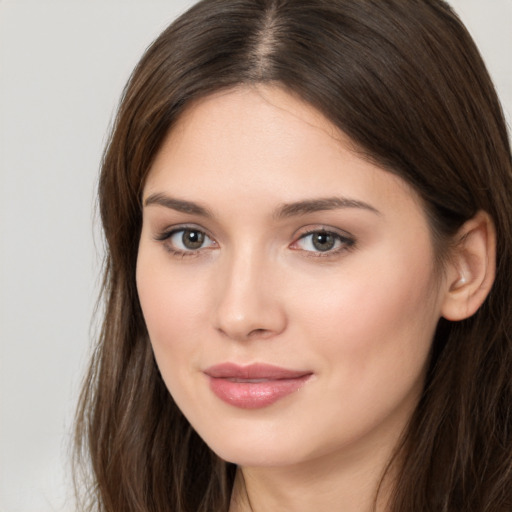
144;85;423;220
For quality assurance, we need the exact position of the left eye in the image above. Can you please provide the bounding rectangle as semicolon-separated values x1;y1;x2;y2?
294;231;351;253
168;228;215;251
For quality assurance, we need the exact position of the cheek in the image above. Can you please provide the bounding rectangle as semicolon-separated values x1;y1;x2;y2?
277;249;440;452
293;243;440;384
136;252;210;371
136;258;214;423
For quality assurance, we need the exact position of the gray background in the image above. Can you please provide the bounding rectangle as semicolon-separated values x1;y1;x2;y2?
1;1;511;511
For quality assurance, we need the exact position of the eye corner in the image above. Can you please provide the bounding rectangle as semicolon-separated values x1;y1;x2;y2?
154;225;218;258
290;228;356;256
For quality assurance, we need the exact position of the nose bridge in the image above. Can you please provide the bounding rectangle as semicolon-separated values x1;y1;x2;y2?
213;240;286;340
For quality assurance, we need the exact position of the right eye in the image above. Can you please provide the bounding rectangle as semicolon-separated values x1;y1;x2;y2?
157;227;217;255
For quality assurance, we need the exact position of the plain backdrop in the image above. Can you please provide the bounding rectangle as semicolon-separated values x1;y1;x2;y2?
0;1;511;511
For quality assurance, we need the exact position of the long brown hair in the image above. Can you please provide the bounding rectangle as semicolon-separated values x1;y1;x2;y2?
75;1;512;510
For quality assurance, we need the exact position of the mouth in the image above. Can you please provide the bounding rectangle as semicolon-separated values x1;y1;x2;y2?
204;363;313;409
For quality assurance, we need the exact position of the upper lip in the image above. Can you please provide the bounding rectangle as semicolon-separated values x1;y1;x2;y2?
204;363;312;380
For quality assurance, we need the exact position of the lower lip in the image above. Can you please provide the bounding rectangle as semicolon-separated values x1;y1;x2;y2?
208;375;311;409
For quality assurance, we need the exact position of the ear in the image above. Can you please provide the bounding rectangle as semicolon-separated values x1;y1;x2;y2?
441;210;496;321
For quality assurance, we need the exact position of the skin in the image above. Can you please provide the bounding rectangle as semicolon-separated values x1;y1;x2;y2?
136;85;459;511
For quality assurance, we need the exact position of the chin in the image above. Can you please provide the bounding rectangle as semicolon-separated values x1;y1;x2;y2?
198;420;337;469
213;443;306;468
192;420;305;467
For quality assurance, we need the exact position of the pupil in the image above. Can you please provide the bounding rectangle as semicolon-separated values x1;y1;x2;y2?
313;232;335;251
183;230;204;249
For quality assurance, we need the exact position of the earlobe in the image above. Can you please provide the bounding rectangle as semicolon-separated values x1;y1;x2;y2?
441;210;496;321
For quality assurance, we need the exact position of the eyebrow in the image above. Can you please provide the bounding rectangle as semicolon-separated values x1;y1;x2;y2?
143;193;380;218
144;193;213;217
275;197;380;219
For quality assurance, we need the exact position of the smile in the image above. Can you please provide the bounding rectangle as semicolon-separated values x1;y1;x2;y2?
204;363;313;409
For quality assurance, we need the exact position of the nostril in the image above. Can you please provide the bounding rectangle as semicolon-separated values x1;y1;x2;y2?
247;328;272;339
216;325;274;341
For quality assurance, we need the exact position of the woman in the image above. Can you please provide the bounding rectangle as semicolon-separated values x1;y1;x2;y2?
75;0;512;510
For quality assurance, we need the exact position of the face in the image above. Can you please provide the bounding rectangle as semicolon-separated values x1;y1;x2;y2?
136;86;448;469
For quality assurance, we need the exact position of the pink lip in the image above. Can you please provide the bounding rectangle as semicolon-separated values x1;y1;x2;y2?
204;363;313;409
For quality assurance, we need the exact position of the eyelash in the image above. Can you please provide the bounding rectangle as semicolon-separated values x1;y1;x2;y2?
154;226;355;258
292;229;356;257
155;226;217;258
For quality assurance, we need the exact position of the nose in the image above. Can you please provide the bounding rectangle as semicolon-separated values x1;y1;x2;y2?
212;248;287;341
